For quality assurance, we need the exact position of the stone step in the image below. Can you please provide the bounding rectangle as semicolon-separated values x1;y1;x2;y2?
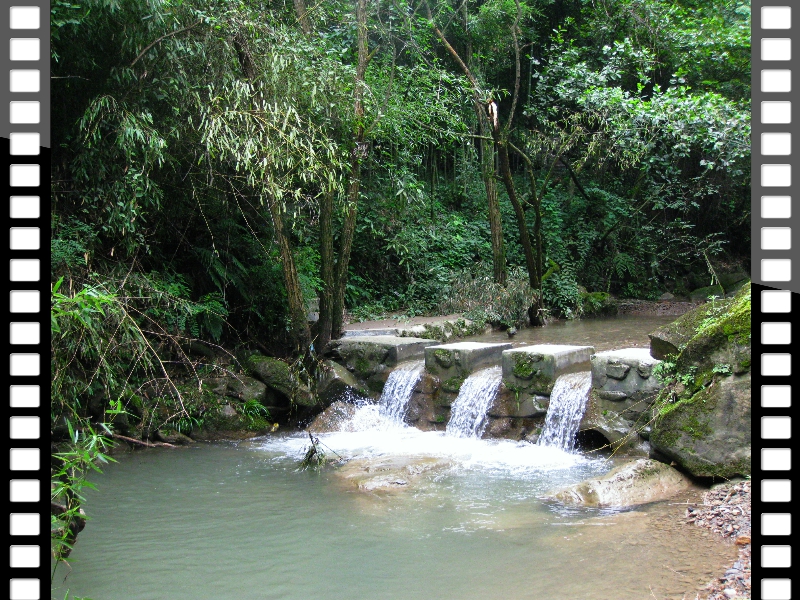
331;335;436;368
502;344;594;395
590;348;662;402
580;348;664;451
424;342;512;380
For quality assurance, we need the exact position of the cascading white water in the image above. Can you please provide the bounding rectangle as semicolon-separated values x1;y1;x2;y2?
446;366;503;438
537;371;592;452
378;360;425;423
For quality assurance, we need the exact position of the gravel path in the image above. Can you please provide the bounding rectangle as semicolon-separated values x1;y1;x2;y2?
684;481;751;599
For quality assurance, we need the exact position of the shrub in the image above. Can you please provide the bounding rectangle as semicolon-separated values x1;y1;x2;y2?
438;264;537;328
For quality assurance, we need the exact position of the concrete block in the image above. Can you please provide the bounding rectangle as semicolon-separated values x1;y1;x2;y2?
502;344;594;395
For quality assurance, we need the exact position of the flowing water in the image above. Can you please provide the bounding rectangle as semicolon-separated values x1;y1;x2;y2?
52;315;738;600
538;372;593;452
379;360;425;423
52;427;738;600
445;366;503;438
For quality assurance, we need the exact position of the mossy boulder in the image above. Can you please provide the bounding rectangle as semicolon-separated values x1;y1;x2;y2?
227;375;267;404
675;283;751;377
246;354;315;407
648;282;750;361
688;284;725;302
650;374;751;479
649;283;751;479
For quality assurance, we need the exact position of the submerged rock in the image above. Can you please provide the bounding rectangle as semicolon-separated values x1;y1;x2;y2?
334;455;452;494
548;458;692;508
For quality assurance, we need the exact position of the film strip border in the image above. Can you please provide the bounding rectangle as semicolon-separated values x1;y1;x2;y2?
2;2;49;598
754;3;797;599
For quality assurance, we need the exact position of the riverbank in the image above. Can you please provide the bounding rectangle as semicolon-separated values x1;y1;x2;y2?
685;480;752;599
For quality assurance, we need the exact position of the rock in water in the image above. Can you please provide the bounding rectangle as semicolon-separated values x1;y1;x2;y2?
548;458;692;508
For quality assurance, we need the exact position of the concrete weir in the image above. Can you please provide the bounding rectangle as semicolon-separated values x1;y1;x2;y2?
580;348;663;450
424;342;512;384
502;344;595;395
327;335;437;393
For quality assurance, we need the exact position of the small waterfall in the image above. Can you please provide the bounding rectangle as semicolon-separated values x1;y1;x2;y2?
537;371;592;452
446;366;502;438
379;361;425;423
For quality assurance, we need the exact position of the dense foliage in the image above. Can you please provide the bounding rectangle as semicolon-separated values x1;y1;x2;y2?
50;0;749;566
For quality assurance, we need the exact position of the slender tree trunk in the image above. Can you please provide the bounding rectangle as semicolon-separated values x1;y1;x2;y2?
428;1;506;284
490;119;539;294
330;0;369;339
478;107;506;285
268;198;312;353
316;188;335;352
293;0;312;35
234;31;312;351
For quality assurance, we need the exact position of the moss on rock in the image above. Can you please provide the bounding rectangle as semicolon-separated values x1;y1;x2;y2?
441;375;465;394
649;283;751;479
511;353;541;380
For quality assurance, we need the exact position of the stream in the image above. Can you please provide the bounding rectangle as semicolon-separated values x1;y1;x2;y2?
52;314;737;600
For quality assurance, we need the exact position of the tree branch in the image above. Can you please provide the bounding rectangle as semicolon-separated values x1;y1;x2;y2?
130;20;202;67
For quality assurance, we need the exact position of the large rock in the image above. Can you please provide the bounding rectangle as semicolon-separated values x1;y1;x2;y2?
648;283;750;362
227;375;267;404
651;374;751;479
306;400;359;433
246;355;315;407
688;284;725;302
649;283;751;478
316;360;366;406
548;458;692;507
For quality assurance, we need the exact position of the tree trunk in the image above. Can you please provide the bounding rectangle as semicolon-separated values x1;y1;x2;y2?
478;107;506;285
428;2;506;285
233;29;312;350
268;198;312;353
316;188;335;352
330;0;369;339
293;0;312;35
490;118;539;293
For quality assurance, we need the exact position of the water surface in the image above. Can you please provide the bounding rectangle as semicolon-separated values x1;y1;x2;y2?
54;423;736;600
474;314;677;351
